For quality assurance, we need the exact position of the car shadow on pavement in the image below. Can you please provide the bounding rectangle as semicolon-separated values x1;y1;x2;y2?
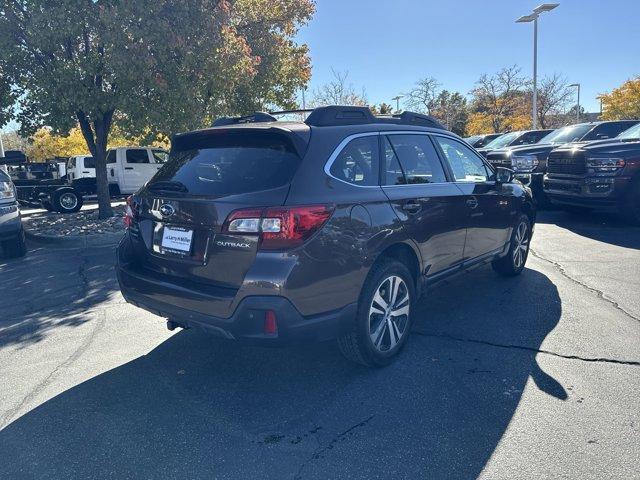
0;243;120;348
0;265;564;480
536;210;640;250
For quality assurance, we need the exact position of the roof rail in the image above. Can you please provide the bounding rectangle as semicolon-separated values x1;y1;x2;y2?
211;111;278;127
304;106;376;127
210;106;447;130
391;111;446;130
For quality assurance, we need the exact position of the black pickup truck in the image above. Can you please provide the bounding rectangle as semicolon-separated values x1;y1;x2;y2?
544;122;640;224
476;129;553;156
2;160;84;213
484;121;639;205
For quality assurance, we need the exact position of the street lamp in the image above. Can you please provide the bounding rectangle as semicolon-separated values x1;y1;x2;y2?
391;95;404;113
568;83;580;123
516;3;559;129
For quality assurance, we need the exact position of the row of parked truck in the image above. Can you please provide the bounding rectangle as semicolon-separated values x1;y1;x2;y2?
0;146;168;213
465;120;640;223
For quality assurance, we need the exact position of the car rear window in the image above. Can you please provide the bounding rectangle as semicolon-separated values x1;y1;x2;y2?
83;156;95;169
152;132;301;197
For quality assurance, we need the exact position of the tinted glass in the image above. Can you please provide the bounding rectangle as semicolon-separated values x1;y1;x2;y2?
383;138;406;186
106;150;116;164
83;156;95;169
435;136;489;182
464;135;481;145
539;124;593;144
152;150;168;164
587;122;638;140
386;134;446;184
126;150;151;164
0;169;9;182
512;131;548;146
151;133;300;197
618;123;640;139
330;136;379;186
484;131;521;149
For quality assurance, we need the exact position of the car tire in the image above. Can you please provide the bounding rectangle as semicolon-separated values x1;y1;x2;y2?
52;189;83;213
337;259;415;367
2;228;27;258
492;214;531;277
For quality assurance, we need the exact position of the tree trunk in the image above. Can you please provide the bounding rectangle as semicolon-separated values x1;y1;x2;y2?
77;110;114;219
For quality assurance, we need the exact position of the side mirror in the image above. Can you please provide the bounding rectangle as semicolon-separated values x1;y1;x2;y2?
495;166;515;184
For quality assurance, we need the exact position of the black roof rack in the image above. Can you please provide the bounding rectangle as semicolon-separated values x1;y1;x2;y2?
211;111;278;127
210;106;446;130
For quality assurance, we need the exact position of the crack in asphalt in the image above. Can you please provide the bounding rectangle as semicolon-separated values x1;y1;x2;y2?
530;248;640;323
413;331;640;367
0;309;107;430
293;415;375;480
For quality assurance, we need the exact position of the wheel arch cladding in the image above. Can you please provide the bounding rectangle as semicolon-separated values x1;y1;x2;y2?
374;242;421;289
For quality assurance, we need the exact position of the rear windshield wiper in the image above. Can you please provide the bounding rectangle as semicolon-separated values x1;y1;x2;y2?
147;180;189;193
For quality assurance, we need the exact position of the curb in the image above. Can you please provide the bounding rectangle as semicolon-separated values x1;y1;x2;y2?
24;229;124;248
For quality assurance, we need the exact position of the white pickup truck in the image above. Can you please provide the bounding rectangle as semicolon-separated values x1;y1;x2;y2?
66;154;96;194
106;147;168;195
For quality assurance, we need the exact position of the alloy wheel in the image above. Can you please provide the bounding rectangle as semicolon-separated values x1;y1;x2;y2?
60;193;78;210
512;221;529;269
368;275;410;352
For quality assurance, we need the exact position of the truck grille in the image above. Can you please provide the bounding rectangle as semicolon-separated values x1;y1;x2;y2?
485;153;511;169
547;151;586;175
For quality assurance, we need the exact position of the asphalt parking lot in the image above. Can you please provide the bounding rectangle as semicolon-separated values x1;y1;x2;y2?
0;210;638;480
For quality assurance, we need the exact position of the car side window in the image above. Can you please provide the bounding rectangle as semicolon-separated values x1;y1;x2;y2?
435;136;490;182
330;136;379;186
383;137;406;185
106;150;116;164
152;150;168;164
385;134;446;184
126;149;151;164
588;122;633;140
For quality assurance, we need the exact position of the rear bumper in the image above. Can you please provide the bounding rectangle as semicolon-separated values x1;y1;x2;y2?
116;238;357;345
0;203;22;240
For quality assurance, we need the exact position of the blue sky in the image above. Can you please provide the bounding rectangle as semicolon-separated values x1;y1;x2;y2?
297;0;640;112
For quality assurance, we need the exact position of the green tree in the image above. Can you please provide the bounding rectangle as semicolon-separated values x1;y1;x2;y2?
430;90;468;136
470;65;529;133
0;0;314;218
600;77;640;120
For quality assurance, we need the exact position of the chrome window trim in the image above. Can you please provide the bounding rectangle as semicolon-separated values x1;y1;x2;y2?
324;130;461;188
324;132;381;188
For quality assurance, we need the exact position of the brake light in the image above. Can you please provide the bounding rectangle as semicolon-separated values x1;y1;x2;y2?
124;195;136;228
264;310;278;335
223;204;334;250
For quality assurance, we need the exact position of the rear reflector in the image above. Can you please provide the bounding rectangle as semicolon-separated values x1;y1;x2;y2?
223;204;334;250
264;310;278;335
124;195;135;228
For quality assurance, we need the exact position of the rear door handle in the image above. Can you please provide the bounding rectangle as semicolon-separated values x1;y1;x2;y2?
466;198;479;209
402;201;422;214
124;167;134;170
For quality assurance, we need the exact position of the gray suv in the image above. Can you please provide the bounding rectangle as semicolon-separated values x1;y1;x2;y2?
117;106;536;366
0;167;26;258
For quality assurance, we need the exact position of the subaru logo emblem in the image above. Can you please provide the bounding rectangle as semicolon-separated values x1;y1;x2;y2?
159;203;175;217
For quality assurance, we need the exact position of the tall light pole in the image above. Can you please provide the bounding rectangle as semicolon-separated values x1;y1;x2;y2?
568;83;580;123
516;3;559;129
391;95;404;114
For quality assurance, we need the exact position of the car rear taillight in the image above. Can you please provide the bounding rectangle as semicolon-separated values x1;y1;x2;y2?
124;195;137;228
223;204;334;250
